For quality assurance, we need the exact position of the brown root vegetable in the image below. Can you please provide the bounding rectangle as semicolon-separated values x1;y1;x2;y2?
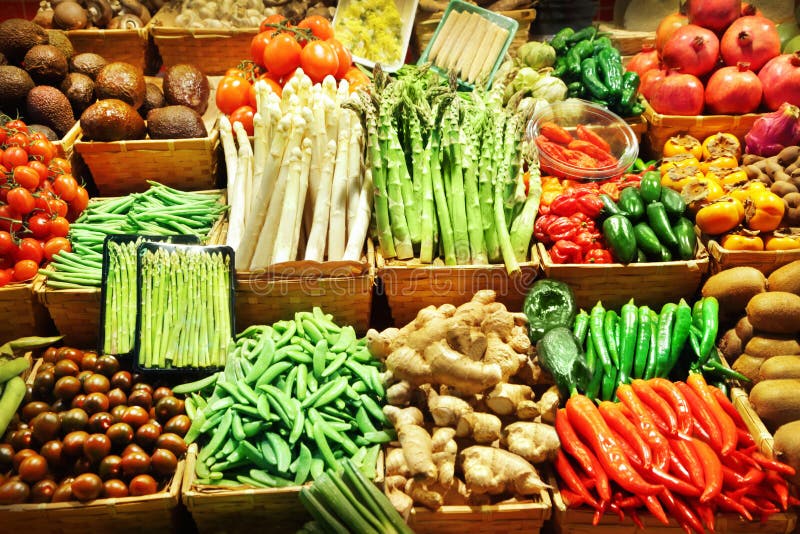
537;386;560;424
771;180;797;196
455;412;502;444
383;406;437;484
501;421;560;463
426;387;473;427
742;153;765;165
460;446;549;496
485;383;533;416
746;292;800;334
777;146;800;167
783;193;800;226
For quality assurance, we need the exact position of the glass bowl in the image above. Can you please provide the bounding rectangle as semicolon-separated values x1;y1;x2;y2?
527;99;639;180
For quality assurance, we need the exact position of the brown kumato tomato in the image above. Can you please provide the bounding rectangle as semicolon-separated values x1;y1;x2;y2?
163;415;190;437
30;479;57;503
53;376;81;401
39;440;63;469
80;352;98;372
155;433;187;458
53;359;79;378
94;355;119;377
110;371;132;392
135;422;161;450
152;387;173;403
129;474;158;496
122;406;149;429
0;444;14;470
150;448;177;476
106;422;134;449
72;473;102;501
107;388;127;408
59;408;88;434
83;392;109;415
98;455;123;480
30;411;60;443
103;478;129;498
83;433;111;463
83;374;110;394
21;401;50;422
51;480;73;502
0;479;30;504
87;412;114;434
121;443;146;457
121;451;150;477
18;454;48;483
127;389;152;411
62;431;89;457
154;396;184;423
13;449;37;471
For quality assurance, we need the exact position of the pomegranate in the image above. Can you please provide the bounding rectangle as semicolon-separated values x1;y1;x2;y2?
705;63;763;114
640;69;666;101
720;16;781;72
740;3;761;16
649;70;705;116
687;0;741;34
626;45;659;78
656;12;689;54
758;52;800;109
662;25;720;77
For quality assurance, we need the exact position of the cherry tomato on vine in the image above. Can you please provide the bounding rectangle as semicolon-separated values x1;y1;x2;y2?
300;40;339;83
13;166;40;191
0;128;6;145
13;260;38;281
48;158;72;178
16;238;43;265
0;205;22;233
28;132;48;142
27;214;51;239
6;132;28;149
263;34;302;77
28;139;54;164
5;120;28;134
259;14;288;33
229;106;255;136
0;232;14;255
27;160;49;185
53;175;78;202
48;198;68;218
44;237;71;261
344;67;371;92
216;76;252;115
3;147;28;169
71;186;89;216
250;32;271;67
326;38;353;79
6;187;35;216
49;216;70;238
297;16;334;41
0;269;12;288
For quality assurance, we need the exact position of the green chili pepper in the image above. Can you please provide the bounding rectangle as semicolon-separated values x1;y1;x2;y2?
698;297;719;366
660;188;687;218
618;299;638;385
550;27;575;53
596;47;623;98
692;299;704;331
653;303;677;378
569;40;596;77
634;222;663;257
633;306;652;379
566;26;598;45
639;171;662;204
703;359;750;382
603;310;621;370
603;214;637;264
646;202;679;248
645;310;658;379
573;310;590;346
567;81;585;98
592;36;613;54
665;299;692;376
618;187;645;221
673;217;697;261
654;245;673;262
620;70;640;110
581;57;609;99
599;194;624;218
585;334;602;400
601;366;618;401
590;302;614;375
553;56;568;77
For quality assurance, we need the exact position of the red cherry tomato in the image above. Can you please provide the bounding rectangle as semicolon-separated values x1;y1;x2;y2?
6;187;35;216
5;120;28;134
48;158;72;178
0;232;14;255
44;237;71;261
297;15;334;41
13;166;41;191
70;186;89;216
0;128;6;145
27;214;51;240
216;76;252;115
0;269;12;287
6;132;28;149
27;160;49;185
0;206;21;233
49;216;70;238
300;40;339;84
326;38;353;79
53;175;78;202
259;14;288;33
3;147;28;169
16;238;43;265
28;139;54;164
48;198;68;218
229;106;255;136
250;32;271;67
263;33;302;77
13;259;38;281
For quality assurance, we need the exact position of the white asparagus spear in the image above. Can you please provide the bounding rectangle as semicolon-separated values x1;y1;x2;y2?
346;117;364;236
304;139;337;262
226;121;253;252
327;108;352;261
270;146;304;264
290;137;313;261
343;166;373;262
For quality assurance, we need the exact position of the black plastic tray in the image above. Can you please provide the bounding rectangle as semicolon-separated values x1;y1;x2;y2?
100;234;200;358
133;242;236;375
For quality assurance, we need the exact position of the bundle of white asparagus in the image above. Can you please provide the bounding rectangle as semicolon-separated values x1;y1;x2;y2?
221;70;372;271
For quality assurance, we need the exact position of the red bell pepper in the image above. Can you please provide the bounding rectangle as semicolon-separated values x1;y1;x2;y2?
546;216;580;242
574;230;602;254
551;239;583;264
550;193;581;217
576;193;604;219
584;249;612;264
534;214;559;246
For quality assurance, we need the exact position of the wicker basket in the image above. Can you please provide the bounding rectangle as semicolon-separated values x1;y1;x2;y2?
414;7;537;56
0;456;185;533
706;239;800;275
183;444;384;533
597;23;655;56
74;76;220;196
376;248;540;326
236;239;376;335
150;7;257;75
641;99;765;160
0;276;55;345
36;190;227;348
65;27;154;74
536;241;709;310
731;386;775;458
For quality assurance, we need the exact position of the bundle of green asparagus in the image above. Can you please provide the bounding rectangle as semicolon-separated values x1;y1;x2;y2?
361;66;542;274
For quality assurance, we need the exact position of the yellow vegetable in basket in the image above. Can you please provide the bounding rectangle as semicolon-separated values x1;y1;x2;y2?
662;134;702;159
701;132;742;160
721;233;764;251
695;198;745;235
659;153;701;175
729;181;768;204
746;190;785;232
764;233;800;251
700;155;739;174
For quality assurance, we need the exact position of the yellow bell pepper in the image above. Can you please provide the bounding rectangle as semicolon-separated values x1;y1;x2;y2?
541;176;564;207
660;153;701;175
695;198;745;235
661;165;705;190
701;133;741;160
729;181;767;204
746;190;785;233
721;234;765;251
663;134;703;160
700;156;739;174
764;234;800;251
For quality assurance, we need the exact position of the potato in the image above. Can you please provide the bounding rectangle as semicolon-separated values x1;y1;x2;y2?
774;420;800;486
759;355;800;381
702;267;766;319
744;335;800;359
718;328;743;362
750;379;800;431
746;292;800;334
734;316;754;347
767;260;800;296
732;353;765;383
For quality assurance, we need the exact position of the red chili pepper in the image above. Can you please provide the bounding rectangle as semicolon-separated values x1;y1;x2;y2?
615;384;670;469
693;502;716;533
559;488;586;508
721;464;747;488
576;124;612;153
568;139;618;168
550;193;581;217
690;437;723;503
667;446;693;483
751;451;797;477
576;193;604;219
642;494;670;525
737;427;756;448
534;213;558;245
676;381;723;452
540;121;575;145
616;495;642;509
739;494;760;514
537;135;575;162
598;401;652;469
648;377;693;437
787;495;800;507
711;386;747;431
546;216;580;242
550;239;583;264
608;426;643;467
765;470;790;511
566;395;663;496
660;489;706;534
555;408;612;502
686;374;737;455
743;466;766;486
629;509;645;530
631;379;679;437
716;491;754;520
584;248;613;264
555;449;601;509
644;466;702;498
753;496;781;515
668;437;704;488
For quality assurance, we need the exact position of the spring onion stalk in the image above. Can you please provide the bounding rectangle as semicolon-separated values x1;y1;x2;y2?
327;109;352;262
343;167;374;262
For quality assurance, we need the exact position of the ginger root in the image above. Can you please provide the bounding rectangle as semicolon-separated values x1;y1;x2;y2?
427;387;474;427
431;427;458;486
537;386;561;425
386;447;411;478
486;383;533;416
386;475;414;518
460;446;550;496
384;406;437;483
516;399;540;420
456;412;502;444
386;380;413;406
502;421;561;463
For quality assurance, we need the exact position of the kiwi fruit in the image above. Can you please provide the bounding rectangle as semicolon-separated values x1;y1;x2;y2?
94;62;145;109
60;72;94;115
773;420;800;485
23;44;68;85
701;266;766;319
734;316;754;347
0;65;34;112
718;328;743;361
80;98;145;141
25;85;76;137
744;334;800;359
750;379;800;431
69;53;106;80
767;260;800;295
162;64;209;115
0;19;48;64
138;82;164;118
759;356;800;381
746;291;800;334
146;105;207;139
732;353;765;383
